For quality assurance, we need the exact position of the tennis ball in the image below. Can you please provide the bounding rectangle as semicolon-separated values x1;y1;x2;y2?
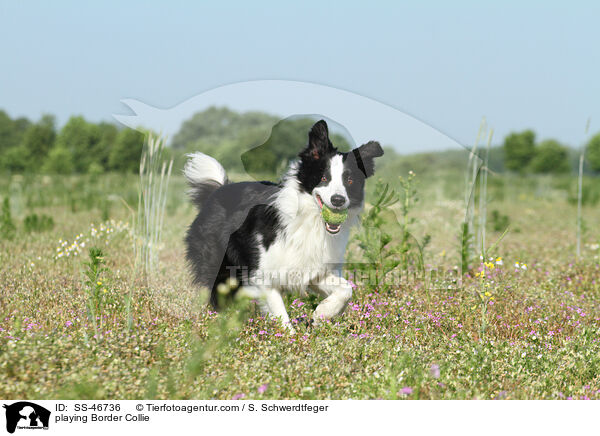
321;204;348;224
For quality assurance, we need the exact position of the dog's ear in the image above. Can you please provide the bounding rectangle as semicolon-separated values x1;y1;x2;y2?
301;120;333;160
353;141;384;177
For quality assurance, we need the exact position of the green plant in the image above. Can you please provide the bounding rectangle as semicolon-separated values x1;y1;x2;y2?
399;171;430;272
83;247;108;340
567;178;600;206
477;129;494;252
352;177;428;290
184;282;252;397
23;213;55;233
489;209;510;233
462;119;486;274
459;221;473;274
136;133;173;278
352;181;400;289
0;197;16;240
577;119;591;258
473;228;508;339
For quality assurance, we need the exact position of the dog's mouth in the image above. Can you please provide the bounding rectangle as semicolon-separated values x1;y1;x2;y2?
316;194;345;235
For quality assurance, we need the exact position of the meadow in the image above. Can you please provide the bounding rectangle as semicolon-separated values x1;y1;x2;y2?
1;154;599;400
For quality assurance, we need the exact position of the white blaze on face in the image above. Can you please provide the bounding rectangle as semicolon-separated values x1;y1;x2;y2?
314;154;349;209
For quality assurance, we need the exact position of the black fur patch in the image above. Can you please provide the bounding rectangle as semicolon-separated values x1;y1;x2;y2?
185;181;281;308
297;120;338;193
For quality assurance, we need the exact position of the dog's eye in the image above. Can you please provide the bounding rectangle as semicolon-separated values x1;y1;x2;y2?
347;177;353;185
321;175;327;182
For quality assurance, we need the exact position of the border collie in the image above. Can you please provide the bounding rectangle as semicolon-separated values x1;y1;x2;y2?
184;120;383;332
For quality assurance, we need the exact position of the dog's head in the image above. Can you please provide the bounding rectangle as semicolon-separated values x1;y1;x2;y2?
296;120;384;234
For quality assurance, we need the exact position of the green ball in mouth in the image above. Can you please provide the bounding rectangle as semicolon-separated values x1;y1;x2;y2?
321;204;348;225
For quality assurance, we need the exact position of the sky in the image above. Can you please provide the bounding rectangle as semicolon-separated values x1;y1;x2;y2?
1;0;598;153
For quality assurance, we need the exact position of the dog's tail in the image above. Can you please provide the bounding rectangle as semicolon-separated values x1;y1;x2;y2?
183;152;229;209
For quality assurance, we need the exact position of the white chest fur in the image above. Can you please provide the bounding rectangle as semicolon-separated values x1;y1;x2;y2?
254;182;359;292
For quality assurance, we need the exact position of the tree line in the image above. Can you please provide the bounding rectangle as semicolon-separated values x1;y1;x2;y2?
0;110;144;174
2;106;600;176
503;129;600;174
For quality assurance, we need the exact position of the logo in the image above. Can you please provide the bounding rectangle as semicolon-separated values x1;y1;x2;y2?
2;402;50;434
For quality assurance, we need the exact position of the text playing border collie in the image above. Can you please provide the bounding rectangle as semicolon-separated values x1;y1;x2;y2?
184;120;383;332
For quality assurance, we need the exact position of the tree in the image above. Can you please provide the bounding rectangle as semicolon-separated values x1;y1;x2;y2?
89;122;118;172
503;130;536;172
54;116;98;173
108;128;145;173
43;145;75;174
21;114;56;171
0;110;32;171
171;106;277;151
587;132;600;172
0;111;30;154
530;139;570;174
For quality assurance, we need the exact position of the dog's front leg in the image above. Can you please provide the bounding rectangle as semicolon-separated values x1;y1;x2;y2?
310;273;353;325
254;287;295;334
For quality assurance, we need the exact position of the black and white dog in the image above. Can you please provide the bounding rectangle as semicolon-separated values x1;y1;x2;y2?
184;120;383;331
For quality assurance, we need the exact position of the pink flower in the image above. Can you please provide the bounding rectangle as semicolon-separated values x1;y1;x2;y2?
258;383;269;394
399;387;413;395
65;321;73;327
430;364;440;379
232;393;245;400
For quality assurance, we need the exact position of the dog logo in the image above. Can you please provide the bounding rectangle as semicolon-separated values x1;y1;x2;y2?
2;402;50;434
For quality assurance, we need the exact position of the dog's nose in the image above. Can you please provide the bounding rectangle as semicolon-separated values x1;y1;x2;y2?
330;194;346;208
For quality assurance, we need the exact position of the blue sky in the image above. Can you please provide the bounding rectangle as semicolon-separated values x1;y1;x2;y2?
1;1;598;152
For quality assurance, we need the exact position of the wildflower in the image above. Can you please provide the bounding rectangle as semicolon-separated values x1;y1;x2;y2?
97;281;102;286
496;257;503;265
258;383;269;394
429;364;440;379
399;387;413;395
232;393;245;400
484;291;491;297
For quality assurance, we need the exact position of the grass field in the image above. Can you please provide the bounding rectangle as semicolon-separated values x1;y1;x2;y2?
1;159;600;400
